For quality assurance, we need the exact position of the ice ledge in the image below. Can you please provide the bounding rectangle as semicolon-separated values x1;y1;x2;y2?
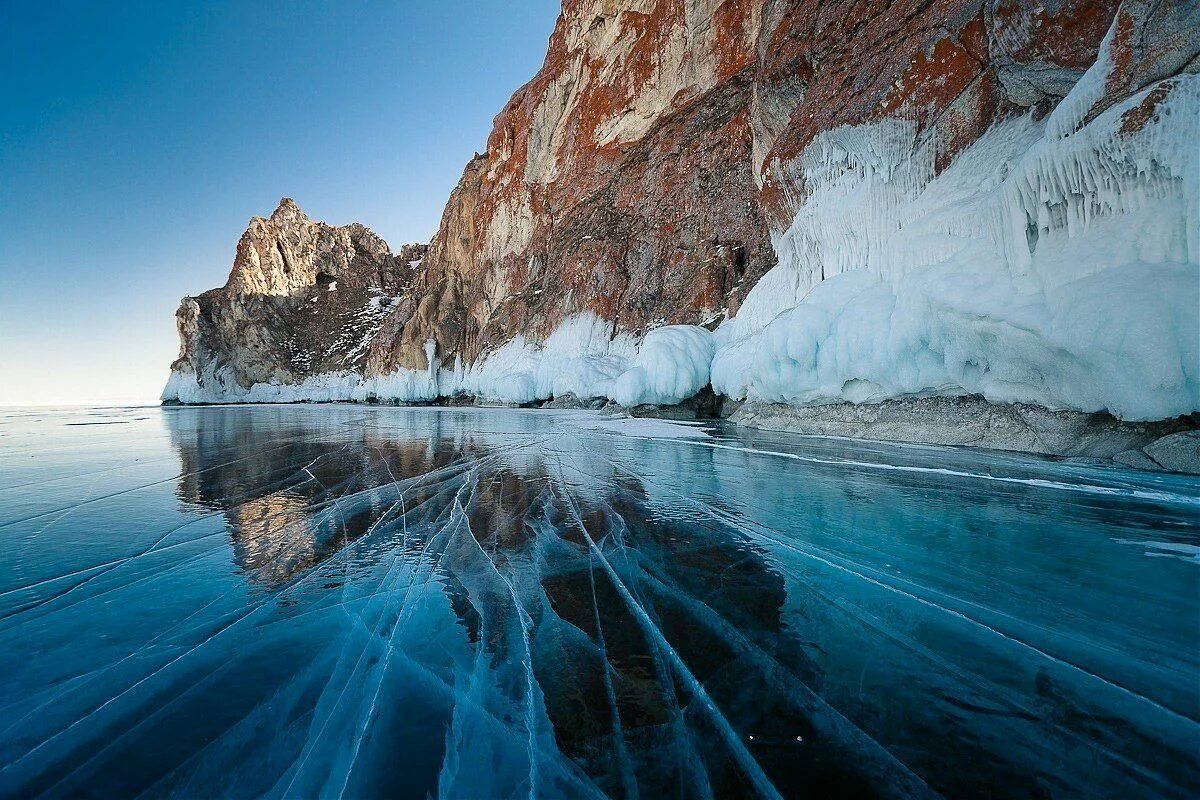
713;75;1200;422
731;396;1200;472
162;313;717;409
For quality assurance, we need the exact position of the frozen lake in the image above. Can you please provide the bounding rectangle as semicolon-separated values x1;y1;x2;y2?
0;405;1197;799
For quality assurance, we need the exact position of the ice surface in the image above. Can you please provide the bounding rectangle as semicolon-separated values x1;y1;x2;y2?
713;75;1199;420
1;405;1197;799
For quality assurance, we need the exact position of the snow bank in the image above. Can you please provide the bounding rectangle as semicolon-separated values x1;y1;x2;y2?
609;325;714;406
458;312;712;406
713;74;1200;421
163;313;714;408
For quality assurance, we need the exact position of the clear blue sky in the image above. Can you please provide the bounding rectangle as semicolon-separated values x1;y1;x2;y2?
0;0;560;406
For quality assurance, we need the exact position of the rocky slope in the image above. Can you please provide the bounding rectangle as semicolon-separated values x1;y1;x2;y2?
165;0;1199;456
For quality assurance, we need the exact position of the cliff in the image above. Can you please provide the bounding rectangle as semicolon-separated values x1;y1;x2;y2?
164;199;427;403
165;0;1199;441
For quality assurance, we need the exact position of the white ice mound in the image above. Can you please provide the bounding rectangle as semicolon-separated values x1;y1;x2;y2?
609;325;714;406
456;313;635;404
460;312;713;406
162;368;391;404
164;312;714;408
354;367;440;403
713;74;1200;421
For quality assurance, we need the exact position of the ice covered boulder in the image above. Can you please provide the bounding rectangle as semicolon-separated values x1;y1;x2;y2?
609;326;715;407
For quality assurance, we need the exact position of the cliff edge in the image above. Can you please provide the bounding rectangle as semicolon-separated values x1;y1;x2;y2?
165;0;1199;461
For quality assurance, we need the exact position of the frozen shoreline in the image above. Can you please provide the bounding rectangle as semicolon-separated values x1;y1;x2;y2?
161;391;1200;474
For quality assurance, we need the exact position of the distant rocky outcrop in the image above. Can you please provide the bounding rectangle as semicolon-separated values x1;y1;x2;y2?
165;200;427;402
165;0;1198;463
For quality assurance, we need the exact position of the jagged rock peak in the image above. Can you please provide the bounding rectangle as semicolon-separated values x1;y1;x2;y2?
225;200;398;297
167;199;432;399
267;196;307;224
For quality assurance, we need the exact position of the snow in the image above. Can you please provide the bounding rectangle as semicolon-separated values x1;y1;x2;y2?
163;312;714;408
713;74;1199;421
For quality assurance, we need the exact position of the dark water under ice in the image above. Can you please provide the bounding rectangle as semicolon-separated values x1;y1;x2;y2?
0;405;1197;800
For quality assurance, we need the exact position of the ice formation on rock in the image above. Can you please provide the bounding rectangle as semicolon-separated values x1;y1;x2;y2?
450;314;715;407
608;325;715;407
713;74;1199;421
164;0;1199;430
164;312;715;408
460;313;637;404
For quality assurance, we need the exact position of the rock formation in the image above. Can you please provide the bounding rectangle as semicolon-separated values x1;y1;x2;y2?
712;0;1199;423
165;0;1199;457
364;0;776;378
164;200;427;402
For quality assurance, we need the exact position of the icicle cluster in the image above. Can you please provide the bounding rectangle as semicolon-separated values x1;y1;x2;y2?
712;74;1199;421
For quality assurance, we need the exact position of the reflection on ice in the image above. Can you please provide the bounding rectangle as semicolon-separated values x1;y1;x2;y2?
0;405;1196;799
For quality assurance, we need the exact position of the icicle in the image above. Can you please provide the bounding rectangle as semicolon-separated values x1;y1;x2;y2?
713;76;1200;421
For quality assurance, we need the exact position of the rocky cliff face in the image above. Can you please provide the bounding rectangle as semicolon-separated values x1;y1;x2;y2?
364;0;775;378
165;0;1198;424
164;199;427;403
713;0;1199;422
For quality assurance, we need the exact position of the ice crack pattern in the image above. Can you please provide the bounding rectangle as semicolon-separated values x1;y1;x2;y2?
0;405;1197;799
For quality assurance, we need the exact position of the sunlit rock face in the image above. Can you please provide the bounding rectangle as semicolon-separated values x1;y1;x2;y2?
166;199;428;401
373;0;1188;375
367;0;777;376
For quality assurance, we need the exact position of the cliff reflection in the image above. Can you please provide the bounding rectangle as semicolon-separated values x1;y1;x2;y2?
163;406;865;799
